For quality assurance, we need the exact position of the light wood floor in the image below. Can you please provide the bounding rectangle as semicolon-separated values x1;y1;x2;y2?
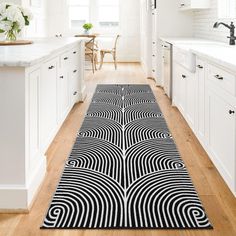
1;63;236;236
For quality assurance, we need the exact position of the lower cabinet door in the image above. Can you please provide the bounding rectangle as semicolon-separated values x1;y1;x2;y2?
58;70;70;121
205;87;236;190
70;68;80;105
178;66;186;115
196;59;206;142
28;69;41;167
40;58;58;148
185;70;196;130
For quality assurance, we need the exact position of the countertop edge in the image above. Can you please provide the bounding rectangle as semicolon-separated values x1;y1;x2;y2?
0;38;83;68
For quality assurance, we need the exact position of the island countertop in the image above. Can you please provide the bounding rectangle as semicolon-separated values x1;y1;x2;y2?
0;37;84;67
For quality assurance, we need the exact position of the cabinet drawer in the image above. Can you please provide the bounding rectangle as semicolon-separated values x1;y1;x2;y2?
179;0;190;8
71;47;79;65
60;51;70;69
71;69;80;104
208;64;236;96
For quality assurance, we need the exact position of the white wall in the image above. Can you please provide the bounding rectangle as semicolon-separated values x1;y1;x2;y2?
194;0;236;43
47;0;141;62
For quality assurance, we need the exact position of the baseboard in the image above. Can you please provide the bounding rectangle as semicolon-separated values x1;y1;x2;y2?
0;155;46;212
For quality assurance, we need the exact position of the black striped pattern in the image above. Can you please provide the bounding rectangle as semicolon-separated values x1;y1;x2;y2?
41;85;212;229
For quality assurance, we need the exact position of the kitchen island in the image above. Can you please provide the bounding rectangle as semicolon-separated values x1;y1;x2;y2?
0;38;86;211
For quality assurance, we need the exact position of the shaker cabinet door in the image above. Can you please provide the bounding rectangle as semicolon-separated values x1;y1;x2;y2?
40;58;58;149
58;69;70;121
185;70;196;130
205;87;236;189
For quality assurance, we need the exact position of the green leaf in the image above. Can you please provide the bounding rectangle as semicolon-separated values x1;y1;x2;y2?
0;29;5;33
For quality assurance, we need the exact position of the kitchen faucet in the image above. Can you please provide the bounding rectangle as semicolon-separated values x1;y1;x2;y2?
213;22;236;45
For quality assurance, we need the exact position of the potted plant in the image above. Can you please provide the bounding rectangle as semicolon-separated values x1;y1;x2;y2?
0;3;33;41
83;23;93;34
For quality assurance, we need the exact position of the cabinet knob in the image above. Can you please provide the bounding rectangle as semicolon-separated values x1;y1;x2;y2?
229;110;235;114
152;69;155;72
48;66;55;70
73;70;77;73
152;42;156;44
182;74;186;78
60;76;64;79
64;57;69;60
180;3;185;7
215;74;223;80
197;65;203;69
152;55;155;57
73;51;77;54
73;91;78;96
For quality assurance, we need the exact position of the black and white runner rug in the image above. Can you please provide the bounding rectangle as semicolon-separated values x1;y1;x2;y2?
42;85;212;229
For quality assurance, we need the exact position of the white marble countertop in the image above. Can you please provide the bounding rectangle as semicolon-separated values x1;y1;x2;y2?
0;37;84;67
160;37;236;73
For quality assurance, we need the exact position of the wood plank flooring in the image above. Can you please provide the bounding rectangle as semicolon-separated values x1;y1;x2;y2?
0;63;236;236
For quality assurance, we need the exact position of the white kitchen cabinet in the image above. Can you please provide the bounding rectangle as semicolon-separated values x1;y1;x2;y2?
173;48;236;196
185;69;196;129
70;48;80;104
179;0;210;10
205;84;236;192
173;63;186;114
196;58;206;143
40;58;58;149
58;68;70;122
0;39;86;211
173;57;196;130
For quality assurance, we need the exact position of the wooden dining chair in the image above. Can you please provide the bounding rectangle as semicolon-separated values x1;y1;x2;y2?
85;35;99;73
99;35;121;70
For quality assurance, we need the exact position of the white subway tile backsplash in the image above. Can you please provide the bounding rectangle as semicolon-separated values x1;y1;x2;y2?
193;0;236;43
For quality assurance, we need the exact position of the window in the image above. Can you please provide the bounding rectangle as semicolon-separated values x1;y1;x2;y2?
68;0;90;28
68;0;120;30
218;0;236;19
98;0;119;27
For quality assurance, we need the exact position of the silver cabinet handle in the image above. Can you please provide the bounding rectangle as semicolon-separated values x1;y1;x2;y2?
48;66;55;70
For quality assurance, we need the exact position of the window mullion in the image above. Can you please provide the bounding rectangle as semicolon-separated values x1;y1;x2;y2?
90;0;98;29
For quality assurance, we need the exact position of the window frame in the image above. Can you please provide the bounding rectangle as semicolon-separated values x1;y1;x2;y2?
67;0;120;34
218;0;236;19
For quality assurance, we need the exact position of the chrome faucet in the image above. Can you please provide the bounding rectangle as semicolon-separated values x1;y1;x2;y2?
213;21;236;45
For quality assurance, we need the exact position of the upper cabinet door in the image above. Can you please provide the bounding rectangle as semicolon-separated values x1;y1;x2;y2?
179;0;210;10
